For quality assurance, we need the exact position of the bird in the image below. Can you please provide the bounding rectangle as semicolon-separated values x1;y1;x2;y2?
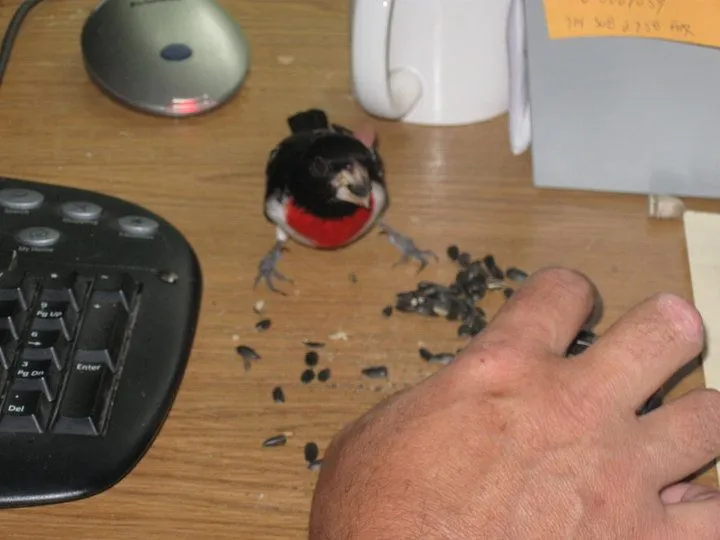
254;108;437;294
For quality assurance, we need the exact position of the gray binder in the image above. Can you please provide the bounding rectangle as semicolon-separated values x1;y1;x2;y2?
520;1;720;198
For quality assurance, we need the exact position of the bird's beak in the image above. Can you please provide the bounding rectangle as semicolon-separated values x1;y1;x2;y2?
336;189;371;208
335;167;372;208
348;183;371;208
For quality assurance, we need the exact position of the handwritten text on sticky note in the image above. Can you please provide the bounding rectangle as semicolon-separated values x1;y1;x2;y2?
543;0;720;48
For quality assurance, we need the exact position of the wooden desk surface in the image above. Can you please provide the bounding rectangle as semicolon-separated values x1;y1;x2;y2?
0;0;717;537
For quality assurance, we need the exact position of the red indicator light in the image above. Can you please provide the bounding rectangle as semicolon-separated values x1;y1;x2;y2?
165;95;217;115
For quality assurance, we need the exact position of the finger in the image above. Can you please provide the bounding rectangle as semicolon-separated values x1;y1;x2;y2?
665;498;720;539
661;483;697;504
661;482;720;504
639;388;720;488
464;267;596;357
571;293;704;412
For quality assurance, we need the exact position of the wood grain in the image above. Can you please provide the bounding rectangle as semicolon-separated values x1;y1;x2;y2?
0;0;716;537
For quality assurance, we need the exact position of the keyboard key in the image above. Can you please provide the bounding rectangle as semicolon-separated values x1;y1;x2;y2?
76;295;123;349
26;325;62;348
38;270;79;300
14;357;50;380
0;274;30;336
38;270;76;289
0;298;18;319
53;360;113;436
75;292;129;369
34;299;69;320
72;274;93;309
0;327;17;369
12;353;62;400
25;318;69;369
0;390;50;433
0;297;25;337
93;272;138;309
0;270;34;308
34;271;82;332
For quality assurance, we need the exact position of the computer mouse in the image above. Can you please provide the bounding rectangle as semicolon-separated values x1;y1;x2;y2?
80;0;250;117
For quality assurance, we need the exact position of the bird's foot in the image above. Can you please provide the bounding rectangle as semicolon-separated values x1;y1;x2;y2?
254;241;293;295
378;221;439;274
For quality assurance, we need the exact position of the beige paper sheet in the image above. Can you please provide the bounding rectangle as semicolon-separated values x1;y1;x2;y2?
683;210;720;481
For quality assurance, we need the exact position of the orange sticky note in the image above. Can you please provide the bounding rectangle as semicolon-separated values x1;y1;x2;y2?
543;0;720;48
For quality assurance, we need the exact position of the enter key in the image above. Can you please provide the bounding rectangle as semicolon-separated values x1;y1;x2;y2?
52;357;114;436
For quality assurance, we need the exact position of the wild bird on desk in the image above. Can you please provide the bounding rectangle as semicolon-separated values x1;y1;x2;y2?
254;108;438;294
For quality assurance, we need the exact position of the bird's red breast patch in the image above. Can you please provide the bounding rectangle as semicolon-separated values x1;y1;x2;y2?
285;195;376;249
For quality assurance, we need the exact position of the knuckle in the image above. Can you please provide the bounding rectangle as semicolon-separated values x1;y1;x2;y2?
453;341;539;390
530;266;595;298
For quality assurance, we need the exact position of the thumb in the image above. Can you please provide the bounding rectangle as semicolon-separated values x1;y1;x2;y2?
661;482;720;504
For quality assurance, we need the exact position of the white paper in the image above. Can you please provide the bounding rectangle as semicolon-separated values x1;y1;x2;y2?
683;210;720;481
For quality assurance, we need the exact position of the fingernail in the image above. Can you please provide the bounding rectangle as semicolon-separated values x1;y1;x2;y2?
688;489;720;502
656;293;705;344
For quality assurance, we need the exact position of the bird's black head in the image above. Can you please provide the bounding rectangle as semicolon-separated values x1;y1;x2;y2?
294;133;381;218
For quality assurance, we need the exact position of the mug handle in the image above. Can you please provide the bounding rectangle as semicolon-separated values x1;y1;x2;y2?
507;0;532;155
349;0;422;120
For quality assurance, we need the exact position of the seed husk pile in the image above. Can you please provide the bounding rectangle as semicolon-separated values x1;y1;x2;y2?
392;246;665;416
392;247;526;339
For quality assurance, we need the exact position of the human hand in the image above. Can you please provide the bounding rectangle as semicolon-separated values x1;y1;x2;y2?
309;267;720;539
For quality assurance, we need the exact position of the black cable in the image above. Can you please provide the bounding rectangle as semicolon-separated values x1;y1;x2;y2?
0;0;47;86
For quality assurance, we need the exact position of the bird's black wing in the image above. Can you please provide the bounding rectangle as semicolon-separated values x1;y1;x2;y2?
264;109;335;216
264;134;315;220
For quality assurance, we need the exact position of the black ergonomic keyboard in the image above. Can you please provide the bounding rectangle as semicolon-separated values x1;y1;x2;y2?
0;176;202;508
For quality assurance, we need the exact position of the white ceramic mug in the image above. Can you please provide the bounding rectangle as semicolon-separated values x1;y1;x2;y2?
350;0;512;126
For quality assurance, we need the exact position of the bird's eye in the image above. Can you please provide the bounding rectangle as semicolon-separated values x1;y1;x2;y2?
310;157;330;176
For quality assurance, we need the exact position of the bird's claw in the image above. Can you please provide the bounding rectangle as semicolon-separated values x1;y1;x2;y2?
254;242;293;295
378;221;438;274
392;250;439;274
